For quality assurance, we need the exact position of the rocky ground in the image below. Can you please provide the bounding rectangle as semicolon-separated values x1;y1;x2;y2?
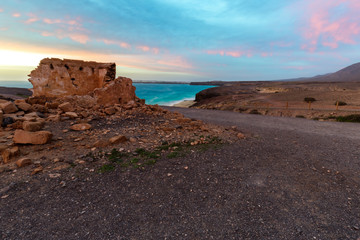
192;81;360;120
0;88;242;188
1;107;359;239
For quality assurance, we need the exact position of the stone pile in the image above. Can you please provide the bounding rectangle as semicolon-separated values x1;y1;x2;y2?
0;58;140;168
0;58;244;177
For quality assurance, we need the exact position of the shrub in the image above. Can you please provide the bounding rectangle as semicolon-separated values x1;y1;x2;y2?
304;97;316;103
336;114;360;123
335;101;347;106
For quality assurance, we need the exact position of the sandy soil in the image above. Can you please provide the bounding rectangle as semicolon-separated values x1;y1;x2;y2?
193;81;360;120
172;100;195;108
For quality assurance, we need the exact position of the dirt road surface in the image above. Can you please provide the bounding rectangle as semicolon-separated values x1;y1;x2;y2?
1;107;360;239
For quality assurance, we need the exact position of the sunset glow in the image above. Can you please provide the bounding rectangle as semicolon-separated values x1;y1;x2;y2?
0;0;360;81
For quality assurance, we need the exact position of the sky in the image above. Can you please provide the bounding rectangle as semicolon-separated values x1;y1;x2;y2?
0;0;360;82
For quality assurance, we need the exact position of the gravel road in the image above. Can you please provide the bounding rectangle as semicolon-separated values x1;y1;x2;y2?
1;108;360;239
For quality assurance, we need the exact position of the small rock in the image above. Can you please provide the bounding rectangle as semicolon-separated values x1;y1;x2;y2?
15;158;32;168
58;102;74;112
129;137;137;143
49;173;61;178
104;107;116;115
237;133;245;139
70;123;92;131
31;166;43;175
1;117;14;128
47;114;61;122
13;130;53;145
0;102;18;114
1;146;20;164
64;112;78;119
22;121;45;132
30;104;47;113
109;135;128;144
53;163;71;171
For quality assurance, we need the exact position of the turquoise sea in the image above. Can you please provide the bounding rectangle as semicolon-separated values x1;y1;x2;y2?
0;80;214;106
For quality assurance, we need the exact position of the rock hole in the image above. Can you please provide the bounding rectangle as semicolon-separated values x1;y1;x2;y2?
49;64;54;70
79;67;83;71
64;64;69;70
71;78;75;81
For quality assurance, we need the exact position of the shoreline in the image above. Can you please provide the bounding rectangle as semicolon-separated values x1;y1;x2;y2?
172;100;195;108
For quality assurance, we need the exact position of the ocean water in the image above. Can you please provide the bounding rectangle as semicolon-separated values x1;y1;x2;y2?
133;83;213;105
0;80;214;106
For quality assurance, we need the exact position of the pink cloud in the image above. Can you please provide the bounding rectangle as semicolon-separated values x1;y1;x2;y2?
0;27;7;31
69;34;89;44
207;50;224;56
261;52;273;57
157;56;193;69
41;29;89;44
25;13;39;24
136;45;160;54
103;39;132;49
40;16;90;44
137;45;150;52
0;8;3;13
301;0;360;51
152;48;159;54
12;13;21;18
206;49;253;58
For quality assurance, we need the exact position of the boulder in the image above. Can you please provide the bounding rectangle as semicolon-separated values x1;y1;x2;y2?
15;102;31;112
23;121;45;132
13;130;53;145
58;102;74;112
70;123;92;131
0;102;18;114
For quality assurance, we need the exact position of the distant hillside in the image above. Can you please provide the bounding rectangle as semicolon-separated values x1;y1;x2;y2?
310;62;360;82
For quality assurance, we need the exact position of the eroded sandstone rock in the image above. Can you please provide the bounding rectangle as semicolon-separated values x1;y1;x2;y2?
28;58;136;106
13;130;53;145
29;58;116;97
23;121;45;132
93;77;136;105
0;102;18;114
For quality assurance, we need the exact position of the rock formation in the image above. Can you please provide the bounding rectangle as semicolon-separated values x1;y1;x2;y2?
28;58;136;105
29;58;116;97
